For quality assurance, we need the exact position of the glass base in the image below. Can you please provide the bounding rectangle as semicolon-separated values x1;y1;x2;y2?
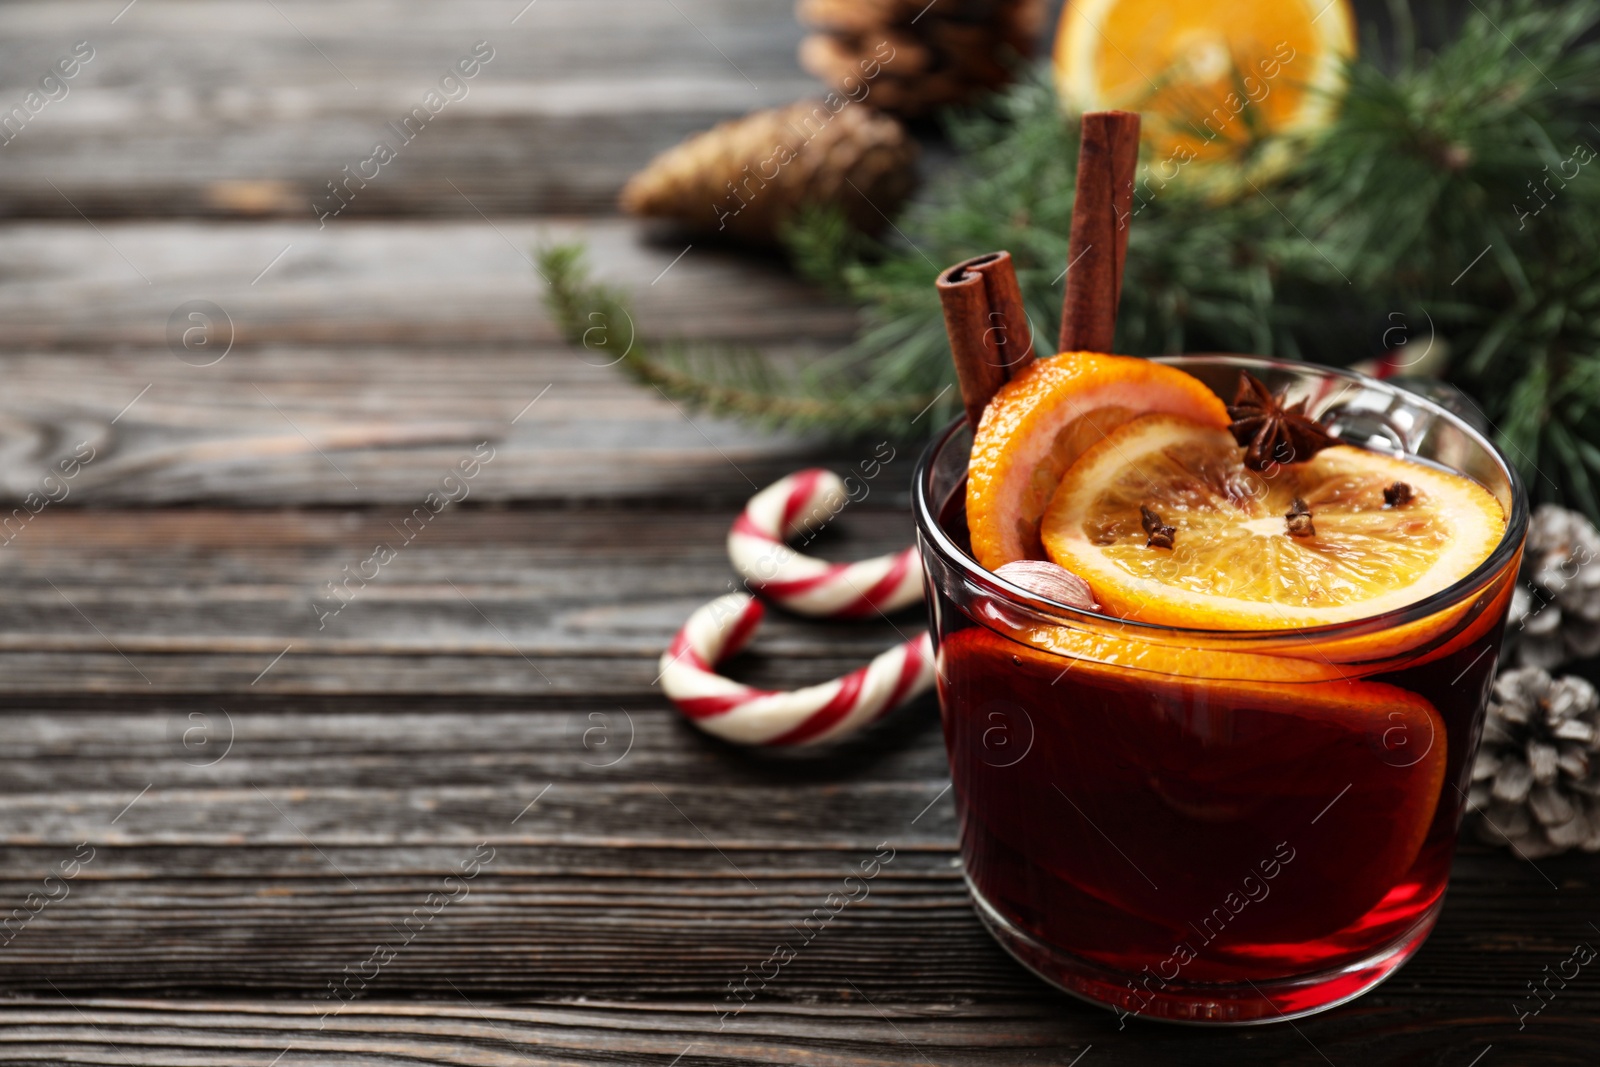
969;878;1441;1026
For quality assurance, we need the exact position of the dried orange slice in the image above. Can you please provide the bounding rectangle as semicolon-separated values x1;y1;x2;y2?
1040;414;1507;630
1052;0;1354;178
966;353;1229;571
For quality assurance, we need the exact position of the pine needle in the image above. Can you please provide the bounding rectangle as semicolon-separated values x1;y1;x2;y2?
536;243;952;435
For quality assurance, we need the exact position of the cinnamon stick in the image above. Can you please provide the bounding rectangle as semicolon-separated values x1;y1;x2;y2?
937;251;1034;428
937;112;1141;426
972;252;1035;379
1059;110;1141;353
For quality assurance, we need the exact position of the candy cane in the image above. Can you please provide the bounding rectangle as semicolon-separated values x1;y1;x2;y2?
660;593;935;746
728;468;923;619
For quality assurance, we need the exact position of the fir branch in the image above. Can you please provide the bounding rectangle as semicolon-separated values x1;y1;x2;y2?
787;67;1318;364
780;1;1600;515
1292;0;1600;297
541;0;1600;517
783;205;875;295
1464;248;1600;515
535;243;951;436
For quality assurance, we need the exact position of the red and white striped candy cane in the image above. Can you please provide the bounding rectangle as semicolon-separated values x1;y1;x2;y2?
660;593;935;746
728;468;923;619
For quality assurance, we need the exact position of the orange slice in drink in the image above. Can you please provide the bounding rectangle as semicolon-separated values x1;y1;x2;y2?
966;353;1229;571
1306;558;1521;670
1053;0;1355;179
973;613;1345;683
1040;414;1507;630
939;625;1446;943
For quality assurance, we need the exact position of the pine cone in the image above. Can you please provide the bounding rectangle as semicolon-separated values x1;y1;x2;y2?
1508;504;1600;670
797;0;1045;118
1469;666;1600;857
619;100;917;244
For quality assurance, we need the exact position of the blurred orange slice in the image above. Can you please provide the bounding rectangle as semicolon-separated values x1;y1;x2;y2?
1053;0;1355;177
966;353;1229;570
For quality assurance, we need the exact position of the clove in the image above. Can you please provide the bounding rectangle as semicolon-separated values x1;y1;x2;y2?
1285;497;1316;538
1140;505;1176;549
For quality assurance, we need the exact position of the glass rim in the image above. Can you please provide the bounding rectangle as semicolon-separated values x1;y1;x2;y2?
912;353;1531;643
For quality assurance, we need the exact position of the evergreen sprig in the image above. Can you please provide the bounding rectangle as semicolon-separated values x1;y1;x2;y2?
541;0;1600;516
537;243;942;434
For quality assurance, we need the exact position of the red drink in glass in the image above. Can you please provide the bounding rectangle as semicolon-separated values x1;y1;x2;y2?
914;356;1527;1023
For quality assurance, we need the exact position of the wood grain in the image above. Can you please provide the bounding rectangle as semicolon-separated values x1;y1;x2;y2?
0;0;816;218
0;219;871;508
0;998;1593;1067
0;506;925;694
0;343;870;506
0;219;857;349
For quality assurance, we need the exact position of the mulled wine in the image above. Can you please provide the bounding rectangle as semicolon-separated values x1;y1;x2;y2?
914;355;1527;1023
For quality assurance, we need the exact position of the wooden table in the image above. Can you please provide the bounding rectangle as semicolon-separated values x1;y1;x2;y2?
0;1;1594;1063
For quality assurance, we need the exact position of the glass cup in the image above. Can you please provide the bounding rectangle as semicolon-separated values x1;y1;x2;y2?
913;355;1528;1025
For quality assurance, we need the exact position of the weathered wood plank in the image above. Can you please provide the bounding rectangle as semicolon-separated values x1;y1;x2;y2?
0;342;894;508
0;219;857;349
0;984;1591;1064
0;776;954;849
0;0;815;218
0;702;951;790
0;217;873;508
0;1000;1105;1065
0;507;925;693
0;831;1593;1041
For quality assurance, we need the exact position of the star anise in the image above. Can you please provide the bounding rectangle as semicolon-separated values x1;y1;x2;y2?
1227;373;1339;473
1141;505;1176;549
